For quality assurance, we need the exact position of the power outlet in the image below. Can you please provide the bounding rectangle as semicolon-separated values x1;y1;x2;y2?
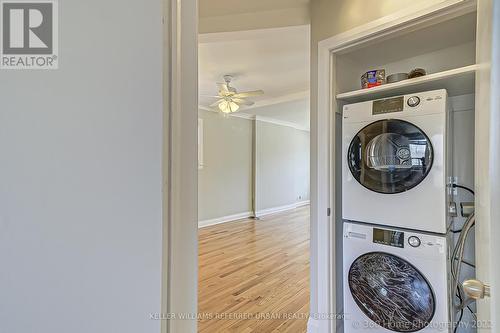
448;177;458;196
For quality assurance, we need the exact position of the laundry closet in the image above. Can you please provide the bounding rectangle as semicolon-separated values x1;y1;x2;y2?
331;8;479;333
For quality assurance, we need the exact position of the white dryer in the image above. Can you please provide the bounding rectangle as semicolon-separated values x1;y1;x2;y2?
342;89;452;234
343;221;451;333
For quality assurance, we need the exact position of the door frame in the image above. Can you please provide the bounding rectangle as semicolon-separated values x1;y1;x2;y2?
161;0;198;332
474;0;499;330
312;1;477;332
161;0;499;332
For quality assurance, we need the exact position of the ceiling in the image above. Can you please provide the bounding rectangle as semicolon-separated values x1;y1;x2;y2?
199;0;310;18
244;99;310;130
199;25;310;126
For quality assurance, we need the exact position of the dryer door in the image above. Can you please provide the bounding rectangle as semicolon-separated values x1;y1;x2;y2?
348;252;435;332
348;119;433;194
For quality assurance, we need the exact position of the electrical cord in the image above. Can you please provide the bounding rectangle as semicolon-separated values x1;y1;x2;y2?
449;220;475;234
452;257;476;268
467;305;477;320
452;184;475;195
451;213;475;298
449;184;475;233
450;183;475;332
454;286;464;333
451;212;475;333
454;291;477;332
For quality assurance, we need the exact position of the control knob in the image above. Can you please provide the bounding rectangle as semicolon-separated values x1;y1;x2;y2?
407;96;421;107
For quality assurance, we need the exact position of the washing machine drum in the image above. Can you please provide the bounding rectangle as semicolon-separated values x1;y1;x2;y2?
348;252;436;332
348;119;433;194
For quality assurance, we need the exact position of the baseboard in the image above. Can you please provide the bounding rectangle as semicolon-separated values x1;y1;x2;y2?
199;201;310;228
198;211;253;228
256;200;310;217
296;200;310;207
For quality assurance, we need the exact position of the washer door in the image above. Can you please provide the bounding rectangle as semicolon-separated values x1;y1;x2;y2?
348;119;433;194
348;252;435;332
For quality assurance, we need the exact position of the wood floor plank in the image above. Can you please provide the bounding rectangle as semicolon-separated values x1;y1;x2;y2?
198;206;310;333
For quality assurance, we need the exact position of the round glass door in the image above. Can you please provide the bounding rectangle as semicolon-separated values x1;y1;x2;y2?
348;119;433;194
348;252;435;332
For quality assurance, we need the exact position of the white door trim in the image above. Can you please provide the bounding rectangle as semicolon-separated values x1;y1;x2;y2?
475;0;498;329
162;0;198;332
312;1;477;332
488;2;500;328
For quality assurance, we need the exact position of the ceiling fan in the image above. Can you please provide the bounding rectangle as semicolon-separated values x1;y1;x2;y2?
206;75;264;113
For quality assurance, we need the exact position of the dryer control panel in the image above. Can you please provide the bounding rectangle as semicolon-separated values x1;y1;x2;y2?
372;96;404;115
343;89;448;124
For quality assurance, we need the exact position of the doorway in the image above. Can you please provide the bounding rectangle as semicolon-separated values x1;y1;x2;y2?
163;1;500;332
197;23;311;332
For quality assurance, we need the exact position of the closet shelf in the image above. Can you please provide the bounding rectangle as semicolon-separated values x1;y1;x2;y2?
336;64;478;103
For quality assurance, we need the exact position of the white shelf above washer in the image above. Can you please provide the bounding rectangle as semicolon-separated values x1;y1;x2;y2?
336;64;478;103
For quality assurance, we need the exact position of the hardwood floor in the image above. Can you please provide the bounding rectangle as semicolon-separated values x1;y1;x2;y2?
198;206;310;333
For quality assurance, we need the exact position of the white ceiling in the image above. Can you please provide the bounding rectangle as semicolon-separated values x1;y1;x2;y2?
199;25;310;126
199;0;310;18
244;98;310;130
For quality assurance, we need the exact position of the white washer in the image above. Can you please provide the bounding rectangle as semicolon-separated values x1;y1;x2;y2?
343;221;451;333
342;89;452;234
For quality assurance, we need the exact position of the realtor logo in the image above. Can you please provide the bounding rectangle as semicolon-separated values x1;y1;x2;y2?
1;0;58;69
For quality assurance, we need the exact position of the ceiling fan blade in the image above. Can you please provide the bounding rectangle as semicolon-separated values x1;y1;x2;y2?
201;95;223;98
209;99;224;107
232;90;264;98
232;98;255;106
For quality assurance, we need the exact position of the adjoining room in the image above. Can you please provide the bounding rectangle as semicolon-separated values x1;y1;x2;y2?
197;24;311;332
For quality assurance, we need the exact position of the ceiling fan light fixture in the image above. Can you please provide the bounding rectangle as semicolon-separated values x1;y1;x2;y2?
211;75;264;113
229;101;239;112
217;100;240;113
218;101;230;113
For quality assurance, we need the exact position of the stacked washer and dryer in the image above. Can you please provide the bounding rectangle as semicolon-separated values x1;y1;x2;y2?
342;89;454;332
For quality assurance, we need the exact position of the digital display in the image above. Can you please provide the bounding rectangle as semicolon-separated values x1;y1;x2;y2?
372;96;404;115
373;228;404;248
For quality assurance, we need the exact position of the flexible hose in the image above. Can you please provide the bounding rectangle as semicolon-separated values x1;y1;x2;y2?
451;213;475;311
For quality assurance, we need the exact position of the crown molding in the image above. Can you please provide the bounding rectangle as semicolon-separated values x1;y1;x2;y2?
198;108;309;132
198;106;254;120
198;105;213;112
255;115;309;132
199;90;309;113
247;90;309;110
229;112;255;120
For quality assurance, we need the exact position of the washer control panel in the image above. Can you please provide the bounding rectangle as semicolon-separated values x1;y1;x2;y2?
345;222;447;256
373;227;404;248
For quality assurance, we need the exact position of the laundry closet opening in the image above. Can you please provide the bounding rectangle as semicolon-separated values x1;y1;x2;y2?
196;17;311;332
332;11;478;333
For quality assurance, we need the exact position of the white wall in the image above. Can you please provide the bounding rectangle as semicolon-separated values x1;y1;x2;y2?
0;0;163;332
451;94;476;332
198;110;253;222
295;129;311;203
255;120;310;213
197;112;310;224
244;98;310;130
